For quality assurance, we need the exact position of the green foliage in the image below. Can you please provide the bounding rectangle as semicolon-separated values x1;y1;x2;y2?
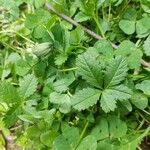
76;50;103;88
0;81;21;104
115;40;143;69
143;35;150;56
0;0;150;149
104;56;128;88
19;74;38;99
136;80;150;95
119;20;135;35
71;88;100;111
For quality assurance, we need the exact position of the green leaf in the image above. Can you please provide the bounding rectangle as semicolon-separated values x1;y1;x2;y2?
53;73;75;93
76;135;97;150
131;92;148;110
25;9;50;29
97;141;115;150
135;80;150;95
54;126;80;150
19;74;38;99
26;125;41;139
15;60;31;76
1;0;19;19
141;4;150;13
100;85;132;113
143;35;150;56
119;127;150;150
0;81;20;104
76;50;103;88
119;20;135;35
25;14;39;29
94;39;113;58
40;130;57;147
50;92;70;104
136;17;150;37
115;40;143;69
70;27;84;45
3;105;22;128
100;90;117;113
74;12;91;22
123;8;137;21
91;118;109;140
91;116;127;140
55;53;68;66
120;99;132;112
104;56;128;88
107;115;127;138
50;92;71;113
107;85;132;100
34;0;45;8
54;135;71;150
71;88;100;111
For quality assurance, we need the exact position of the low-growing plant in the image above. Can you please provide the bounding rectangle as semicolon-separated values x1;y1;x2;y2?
0;0;150;150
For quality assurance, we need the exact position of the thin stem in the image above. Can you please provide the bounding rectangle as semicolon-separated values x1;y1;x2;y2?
142;109;150;116
0;30;34;44
93;16;105;38
73;121;89;150
108;3;111;22
1;51;8;81
15;32;34;44
138;111;150;124
136;119;145;131
59;67;78;72
137;146;142;150
1;41;21;53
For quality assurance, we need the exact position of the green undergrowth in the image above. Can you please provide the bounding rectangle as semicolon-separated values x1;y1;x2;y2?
0;0;150;149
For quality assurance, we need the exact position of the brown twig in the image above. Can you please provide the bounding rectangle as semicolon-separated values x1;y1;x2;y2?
45;1;150;68
44;2;103;40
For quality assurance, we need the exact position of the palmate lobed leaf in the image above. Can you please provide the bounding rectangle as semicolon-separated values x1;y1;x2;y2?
75;53;132;112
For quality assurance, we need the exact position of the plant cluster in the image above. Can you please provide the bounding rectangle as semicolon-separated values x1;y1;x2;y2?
0;0;150;149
